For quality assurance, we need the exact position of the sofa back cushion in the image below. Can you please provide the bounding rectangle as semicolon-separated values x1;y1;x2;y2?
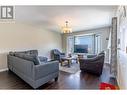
25;50;38;56
15;53;40;65
9;50;38;56
38;56;48;62
9;52;15;56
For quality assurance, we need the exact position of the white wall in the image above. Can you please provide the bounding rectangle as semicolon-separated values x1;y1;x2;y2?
117;51;127;89
0;22;62;70
116;6;127;89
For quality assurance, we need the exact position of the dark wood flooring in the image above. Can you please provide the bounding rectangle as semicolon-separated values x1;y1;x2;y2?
0;64;117;89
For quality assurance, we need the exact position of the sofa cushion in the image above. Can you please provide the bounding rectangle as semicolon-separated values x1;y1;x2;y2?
15;53;40;65
25;50;38;56
15;52;24;58
38;56;48;62
11;51;26;56
9;52;15;56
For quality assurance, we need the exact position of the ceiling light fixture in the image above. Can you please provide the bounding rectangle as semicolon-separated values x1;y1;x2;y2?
62;21;72;33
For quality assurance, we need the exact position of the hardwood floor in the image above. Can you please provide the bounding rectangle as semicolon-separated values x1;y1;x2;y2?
0;64;117;89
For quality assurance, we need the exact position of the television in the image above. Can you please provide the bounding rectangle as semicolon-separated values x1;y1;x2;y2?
74;45;88;53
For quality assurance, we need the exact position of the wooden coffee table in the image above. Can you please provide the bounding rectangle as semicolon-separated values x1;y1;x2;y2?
61;57;78;67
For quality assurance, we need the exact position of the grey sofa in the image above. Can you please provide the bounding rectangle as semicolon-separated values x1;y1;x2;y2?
51;49;65;62
79;51;105;76
7;50;59;89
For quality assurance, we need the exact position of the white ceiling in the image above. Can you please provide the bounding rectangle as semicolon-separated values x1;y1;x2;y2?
15;6;117;32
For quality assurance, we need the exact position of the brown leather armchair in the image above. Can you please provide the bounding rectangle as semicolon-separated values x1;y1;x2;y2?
79;52;105;76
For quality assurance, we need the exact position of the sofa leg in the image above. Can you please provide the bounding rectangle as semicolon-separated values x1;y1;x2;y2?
55;77;58;81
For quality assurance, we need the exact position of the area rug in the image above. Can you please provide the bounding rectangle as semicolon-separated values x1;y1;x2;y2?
59;63;80;74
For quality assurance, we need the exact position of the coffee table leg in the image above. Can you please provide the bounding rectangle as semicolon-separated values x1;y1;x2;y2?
60;61;63;66
76;59;78;64
68;60;71;68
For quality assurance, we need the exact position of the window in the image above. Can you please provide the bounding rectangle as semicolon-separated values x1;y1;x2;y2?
67;34;101;54
74;35;94;54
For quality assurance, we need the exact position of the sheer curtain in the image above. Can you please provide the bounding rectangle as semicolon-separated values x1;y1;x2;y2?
67;36;74;55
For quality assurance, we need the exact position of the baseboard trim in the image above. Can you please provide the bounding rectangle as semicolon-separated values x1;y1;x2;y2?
0;68;8;72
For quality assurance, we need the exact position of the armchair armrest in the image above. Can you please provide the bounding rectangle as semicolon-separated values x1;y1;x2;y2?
34;61;59;80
